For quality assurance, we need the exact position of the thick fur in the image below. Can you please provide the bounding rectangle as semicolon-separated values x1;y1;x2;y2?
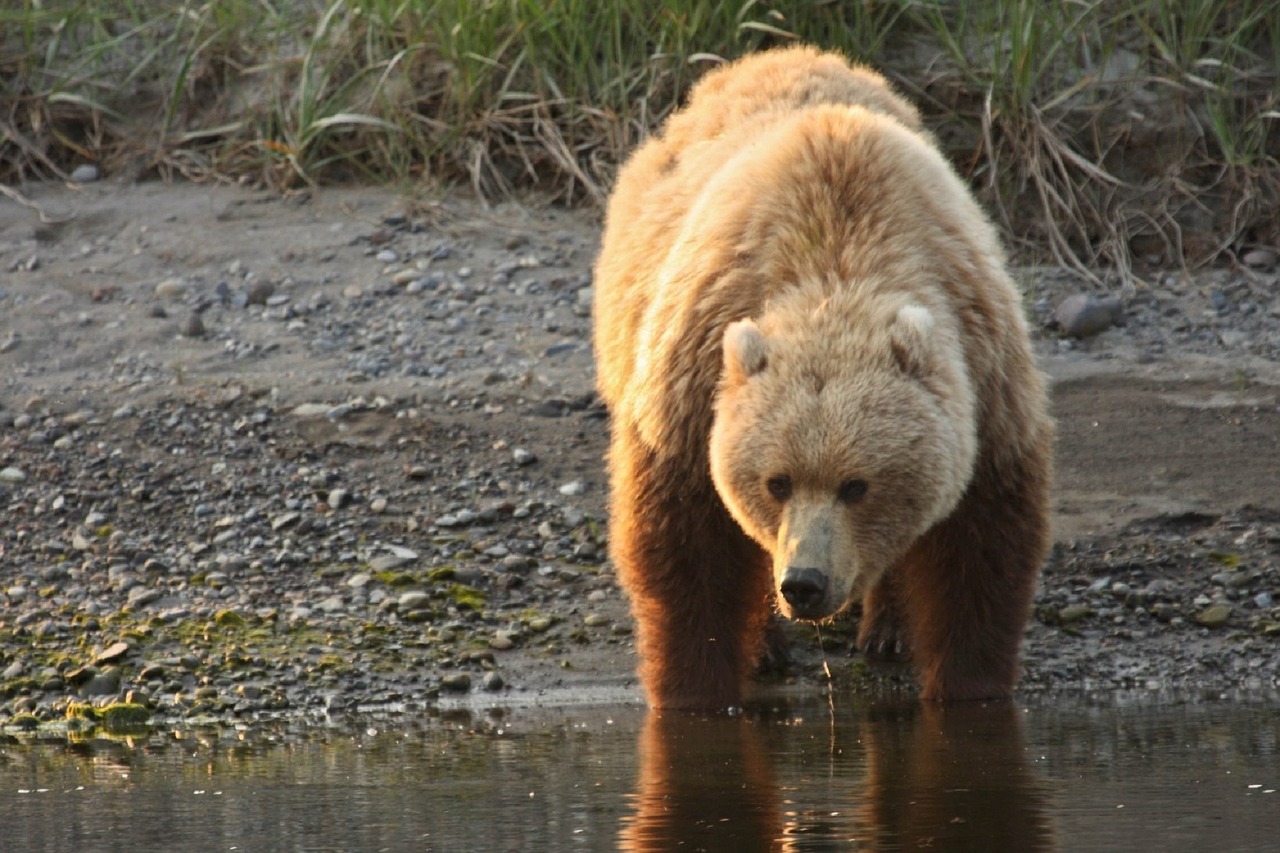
593;46;1053;709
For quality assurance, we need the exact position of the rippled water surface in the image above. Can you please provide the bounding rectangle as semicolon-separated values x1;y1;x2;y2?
3;692;1276;851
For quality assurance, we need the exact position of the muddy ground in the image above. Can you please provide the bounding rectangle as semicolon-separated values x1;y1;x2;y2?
1;180;1277;724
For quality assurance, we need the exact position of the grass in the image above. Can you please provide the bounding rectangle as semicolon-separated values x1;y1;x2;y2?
2;0;1277;275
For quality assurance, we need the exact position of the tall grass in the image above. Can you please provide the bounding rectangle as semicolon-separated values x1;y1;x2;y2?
2;0;1277;274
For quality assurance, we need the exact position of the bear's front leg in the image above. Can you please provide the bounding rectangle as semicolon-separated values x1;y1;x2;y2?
608;429;773;710
899;451;1051;701
857;573;911;663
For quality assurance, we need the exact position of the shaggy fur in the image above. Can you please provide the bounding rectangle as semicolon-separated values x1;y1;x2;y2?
593;46;1053;710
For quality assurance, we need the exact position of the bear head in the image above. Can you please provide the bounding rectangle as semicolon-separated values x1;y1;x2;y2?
708;294;978;621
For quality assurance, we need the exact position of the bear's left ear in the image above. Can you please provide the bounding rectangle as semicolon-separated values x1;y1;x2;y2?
889;303;934;378
723;318;769;381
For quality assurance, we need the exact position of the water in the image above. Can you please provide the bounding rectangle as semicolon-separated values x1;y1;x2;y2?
2;691;1276;852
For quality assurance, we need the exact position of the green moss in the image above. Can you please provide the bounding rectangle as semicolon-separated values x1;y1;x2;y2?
847;657;872;678
446;583;485;611
99;703;151;729
313;654;350;673
10;714;40;731
1;676;43;698
66;702;101;722
426;566;457;583
374;571;419;587
214;609;247;627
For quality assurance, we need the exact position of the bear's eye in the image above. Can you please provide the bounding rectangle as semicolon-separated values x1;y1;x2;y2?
837;478;868;504
765;475;792;501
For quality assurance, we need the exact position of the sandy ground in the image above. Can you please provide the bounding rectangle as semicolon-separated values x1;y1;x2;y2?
1;180;1278;717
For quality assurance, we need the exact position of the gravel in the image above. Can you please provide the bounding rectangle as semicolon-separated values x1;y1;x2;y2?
1;181;1278;729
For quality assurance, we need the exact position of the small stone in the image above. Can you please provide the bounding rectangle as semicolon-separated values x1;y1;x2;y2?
370;546;417;571
69;164;101;183
559;480;585;496
271;511;301;531
291;403;333;417
245;281;275;306
82;669;122;697
1055;293;1123;338
528;616;553;632
583;613;609;627
376;249;398;263
441;673;471;692
1195;604;1231;628
1058;604;1093;624
398;591;431;611
513;448;537;466
0;467;25;483
154;277;188;299
94;641;131;665
489;632;516;651
180;313;205;338
1241;248;1277;270
482;672;504;692
316;596;345;613
126;587;162;608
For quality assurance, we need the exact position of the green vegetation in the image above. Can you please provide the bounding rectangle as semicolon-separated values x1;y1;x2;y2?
2;1;1276;272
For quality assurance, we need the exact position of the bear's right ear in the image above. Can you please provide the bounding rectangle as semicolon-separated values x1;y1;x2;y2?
723;319;769;382
889;303;934;378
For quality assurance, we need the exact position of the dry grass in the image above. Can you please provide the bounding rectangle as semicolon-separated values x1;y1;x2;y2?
2;0;1277;276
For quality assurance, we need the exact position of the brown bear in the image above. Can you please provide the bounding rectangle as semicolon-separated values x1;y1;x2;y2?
593;46;1053;710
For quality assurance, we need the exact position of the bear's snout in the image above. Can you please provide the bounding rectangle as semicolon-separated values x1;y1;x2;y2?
780;567;830;619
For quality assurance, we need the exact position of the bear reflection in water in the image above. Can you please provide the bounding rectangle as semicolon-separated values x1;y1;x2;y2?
618;700;1054;852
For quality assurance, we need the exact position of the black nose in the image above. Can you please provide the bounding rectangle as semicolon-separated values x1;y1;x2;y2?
780;568;829;615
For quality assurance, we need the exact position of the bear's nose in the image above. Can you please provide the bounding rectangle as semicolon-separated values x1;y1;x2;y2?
780;567;829;617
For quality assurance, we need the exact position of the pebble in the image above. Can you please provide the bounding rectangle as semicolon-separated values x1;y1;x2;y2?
154;277;188;299
1195;604;1232;628
69;164;101;183
482;672;504;692
0;467;25;483
1241;248;1277;270
1055;293;1124;337
398;592;431;611
94;641;132;664
441;673;471;692
291;403;333;417
1059;604;1093;624
559;480;586;496
513;448;537;466
180;313;206;338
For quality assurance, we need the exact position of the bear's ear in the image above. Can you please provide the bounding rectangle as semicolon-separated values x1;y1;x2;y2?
723;319;769;381
889;303;934;378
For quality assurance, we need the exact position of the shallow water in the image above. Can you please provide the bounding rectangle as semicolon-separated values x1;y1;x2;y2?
3;691;1276;852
